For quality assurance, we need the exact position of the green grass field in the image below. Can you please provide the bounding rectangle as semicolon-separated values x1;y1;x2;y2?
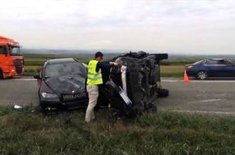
23;55;185;77
0;106;234;154
22;54;187;77
24;65;185;77
161;65;184;77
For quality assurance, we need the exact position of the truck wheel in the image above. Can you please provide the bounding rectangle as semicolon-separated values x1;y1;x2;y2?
0;70;3;79
158;89;169;98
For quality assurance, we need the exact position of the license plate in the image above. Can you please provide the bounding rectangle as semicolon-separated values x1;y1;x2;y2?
63;93;86;101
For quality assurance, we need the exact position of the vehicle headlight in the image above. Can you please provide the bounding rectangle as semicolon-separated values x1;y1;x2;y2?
41;92;58;99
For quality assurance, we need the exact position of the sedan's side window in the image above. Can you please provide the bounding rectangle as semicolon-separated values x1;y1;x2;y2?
224;60;234;65
218;60;226;65
206;60;218;65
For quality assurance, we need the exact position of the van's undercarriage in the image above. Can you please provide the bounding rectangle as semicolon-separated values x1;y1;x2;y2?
98;51;169;117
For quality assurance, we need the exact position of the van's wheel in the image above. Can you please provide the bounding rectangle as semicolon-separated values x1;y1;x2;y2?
0;70;3;79
146;104;157;113
197;71;207;80
158;89;169;98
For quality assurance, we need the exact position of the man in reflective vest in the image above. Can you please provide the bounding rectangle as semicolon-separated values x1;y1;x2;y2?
85;51;117;122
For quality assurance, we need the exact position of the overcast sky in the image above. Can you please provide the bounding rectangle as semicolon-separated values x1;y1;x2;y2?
1;0;235;54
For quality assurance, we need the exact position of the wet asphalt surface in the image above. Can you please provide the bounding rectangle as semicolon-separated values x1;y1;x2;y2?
0;77;38;106
0;77;235;115
158;79;235;115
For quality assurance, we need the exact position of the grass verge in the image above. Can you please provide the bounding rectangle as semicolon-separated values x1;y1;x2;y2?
23;65;185;77
0;106;234;154
161;65;184;77
22;55;186;77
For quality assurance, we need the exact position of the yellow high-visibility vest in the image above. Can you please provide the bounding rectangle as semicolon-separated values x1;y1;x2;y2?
87;60;103;85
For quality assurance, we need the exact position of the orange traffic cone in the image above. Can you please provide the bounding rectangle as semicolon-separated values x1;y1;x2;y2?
184;70;190;83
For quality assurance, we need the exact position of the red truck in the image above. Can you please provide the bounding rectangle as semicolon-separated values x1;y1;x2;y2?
0;35;24;79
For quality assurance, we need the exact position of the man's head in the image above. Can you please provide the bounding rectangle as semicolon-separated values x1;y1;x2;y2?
95;51;104;61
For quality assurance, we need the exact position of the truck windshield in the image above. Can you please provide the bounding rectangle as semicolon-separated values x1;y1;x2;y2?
0;46;7;55
9;47;21;56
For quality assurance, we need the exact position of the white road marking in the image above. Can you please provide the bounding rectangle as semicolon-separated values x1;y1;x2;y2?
162;79;235;83
162;80;179;82
200;99;222;103
171;110;235;115
190;80;235;83
13;78;36;81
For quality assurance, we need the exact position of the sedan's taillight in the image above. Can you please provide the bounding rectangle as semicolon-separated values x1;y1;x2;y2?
185;66;192;71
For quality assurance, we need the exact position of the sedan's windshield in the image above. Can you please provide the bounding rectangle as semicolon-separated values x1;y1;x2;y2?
9;46;21;56
44;62;87;78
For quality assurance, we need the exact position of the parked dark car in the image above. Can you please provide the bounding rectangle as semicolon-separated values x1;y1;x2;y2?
185;58;235;80
34;58;88;111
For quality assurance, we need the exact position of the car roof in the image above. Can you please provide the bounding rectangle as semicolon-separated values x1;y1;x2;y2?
207;58;225;61
46;58;76;65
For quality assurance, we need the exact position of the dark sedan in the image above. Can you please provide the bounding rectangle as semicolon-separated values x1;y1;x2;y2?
34;58;88;111
185;58;235;80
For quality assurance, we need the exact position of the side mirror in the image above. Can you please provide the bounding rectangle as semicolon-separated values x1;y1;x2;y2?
33;74;41;79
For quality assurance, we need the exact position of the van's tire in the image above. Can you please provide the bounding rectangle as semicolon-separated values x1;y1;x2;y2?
158;89;169;98
0;70;3;79
146;103;157;113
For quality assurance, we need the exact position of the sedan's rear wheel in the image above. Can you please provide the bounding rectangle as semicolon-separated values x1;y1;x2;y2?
197;71;207;80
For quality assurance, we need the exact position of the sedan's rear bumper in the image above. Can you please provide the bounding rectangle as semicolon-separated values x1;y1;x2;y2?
186;70;197;77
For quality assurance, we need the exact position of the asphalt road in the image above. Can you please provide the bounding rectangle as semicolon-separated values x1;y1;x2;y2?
0;77;38;106
158;79;235;115
0;77;235;115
